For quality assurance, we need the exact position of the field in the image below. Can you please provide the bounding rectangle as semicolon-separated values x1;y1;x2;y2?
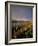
12;21;33;39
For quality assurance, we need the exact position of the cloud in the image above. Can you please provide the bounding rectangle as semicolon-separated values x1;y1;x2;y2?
10;5;32;21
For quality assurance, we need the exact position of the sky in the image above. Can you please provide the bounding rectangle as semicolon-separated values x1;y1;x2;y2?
10;5;32;21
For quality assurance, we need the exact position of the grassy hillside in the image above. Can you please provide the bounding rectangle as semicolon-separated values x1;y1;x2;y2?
12;21;33;39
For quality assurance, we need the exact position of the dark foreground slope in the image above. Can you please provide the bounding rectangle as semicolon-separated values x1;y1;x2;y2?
12;21;33;39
